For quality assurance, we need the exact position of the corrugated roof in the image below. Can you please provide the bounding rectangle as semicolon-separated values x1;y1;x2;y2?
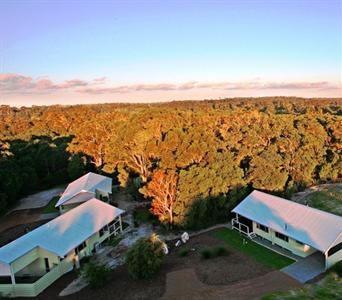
56;172;112;207
0;199;124;264
232;190;342;253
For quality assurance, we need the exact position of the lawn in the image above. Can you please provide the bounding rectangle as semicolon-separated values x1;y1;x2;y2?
213;228;294;269
42;196;60;213
302;186;342;216
262;273;342;300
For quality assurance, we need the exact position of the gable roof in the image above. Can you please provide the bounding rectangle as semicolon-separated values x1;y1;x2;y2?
56;172;112;207
232;190;342;253
0;199;124;264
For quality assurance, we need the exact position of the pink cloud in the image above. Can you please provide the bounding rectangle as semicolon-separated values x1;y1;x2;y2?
0;73;340;97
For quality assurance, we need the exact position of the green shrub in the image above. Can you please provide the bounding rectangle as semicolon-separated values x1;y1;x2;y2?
200;246;228;259
212;245;228;256
178;247;190;257
133;207;159;226
82;261;110;289
200;248;212;259
125;234;165;279
329;261;342;277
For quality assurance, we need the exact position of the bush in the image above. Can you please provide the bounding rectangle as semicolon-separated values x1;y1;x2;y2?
212;245;228;256
329;261;342;277
200;246;228;259
178;247;190;257
200;248;212;259
133;207;159;226
125;234;165;279
82;261;110;289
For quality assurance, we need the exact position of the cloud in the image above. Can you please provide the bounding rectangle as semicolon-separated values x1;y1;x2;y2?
0;73;34;91
0;73;340;96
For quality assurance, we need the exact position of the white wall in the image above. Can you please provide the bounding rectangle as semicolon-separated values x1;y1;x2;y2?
326;249;342;269
15;248;59;277
253;222;316;257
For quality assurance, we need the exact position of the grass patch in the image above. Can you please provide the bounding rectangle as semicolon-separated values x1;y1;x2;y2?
213;228;294;269
302;186;342;216
262;273;342;300
42;196;60;213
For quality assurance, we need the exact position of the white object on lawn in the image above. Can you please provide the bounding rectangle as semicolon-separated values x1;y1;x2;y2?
175;240;181;247
162;243;169;255
181;232;189;243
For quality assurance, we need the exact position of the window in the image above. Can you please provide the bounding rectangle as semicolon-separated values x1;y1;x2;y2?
328;242;342;257
275;232;289;242
75;241;86;255
256;223;269;233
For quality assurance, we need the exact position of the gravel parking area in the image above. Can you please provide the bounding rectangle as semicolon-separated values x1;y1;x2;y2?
11;186;65;211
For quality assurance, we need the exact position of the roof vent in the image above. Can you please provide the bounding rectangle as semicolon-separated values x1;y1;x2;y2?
284;223;288;230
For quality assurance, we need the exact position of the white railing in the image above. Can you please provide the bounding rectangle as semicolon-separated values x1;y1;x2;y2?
0;261;73;298
109;218;122;236
231;218;256;239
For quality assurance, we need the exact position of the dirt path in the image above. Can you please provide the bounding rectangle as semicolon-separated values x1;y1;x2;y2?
161;268;301;300
10;186;65;212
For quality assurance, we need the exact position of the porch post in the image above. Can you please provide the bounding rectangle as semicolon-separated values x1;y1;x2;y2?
10;265;15;285
119;215;123;233
324;252;328;270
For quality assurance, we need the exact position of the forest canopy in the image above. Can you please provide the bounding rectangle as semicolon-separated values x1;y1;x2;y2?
0;97;341;226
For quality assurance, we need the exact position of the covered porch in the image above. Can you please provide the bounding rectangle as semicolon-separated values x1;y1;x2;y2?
0;259;72;298
231;213;256;239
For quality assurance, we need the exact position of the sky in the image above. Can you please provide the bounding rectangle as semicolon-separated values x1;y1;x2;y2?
0;0;341;106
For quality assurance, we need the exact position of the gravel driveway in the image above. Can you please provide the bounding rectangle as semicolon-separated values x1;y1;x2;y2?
10;186;65;211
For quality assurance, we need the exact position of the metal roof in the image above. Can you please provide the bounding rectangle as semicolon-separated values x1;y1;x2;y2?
56;172;112;207
0;199;124;264
232;190;342;253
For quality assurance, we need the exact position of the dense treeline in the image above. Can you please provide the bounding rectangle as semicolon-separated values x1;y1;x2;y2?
0;97;341;227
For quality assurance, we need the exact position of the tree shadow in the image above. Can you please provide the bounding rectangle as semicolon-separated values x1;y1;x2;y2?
0;135;93;214
183;185;252;230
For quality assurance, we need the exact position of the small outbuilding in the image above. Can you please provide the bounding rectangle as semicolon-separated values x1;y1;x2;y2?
231;190;342;270
56;172;113;213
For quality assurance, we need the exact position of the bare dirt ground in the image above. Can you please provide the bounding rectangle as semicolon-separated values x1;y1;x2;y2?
0;208;43;232
0;207;57;234
161;268;300;300
20;229;300;300
10;186;65;211
0;219;48;246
